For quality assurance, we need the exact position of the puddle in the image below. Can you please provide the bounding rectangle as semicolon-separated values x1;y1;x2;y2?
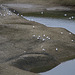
40;59;75;75
24;16;75;34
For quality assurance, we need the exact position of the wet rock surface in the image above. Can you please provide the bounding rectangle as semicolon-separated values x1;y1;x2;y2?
0;4;75;75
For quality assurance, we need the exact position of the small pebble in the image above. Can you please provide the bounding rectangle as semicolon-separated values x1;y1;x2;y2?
38;36;41;39
38;36;41;37
8;13;12;16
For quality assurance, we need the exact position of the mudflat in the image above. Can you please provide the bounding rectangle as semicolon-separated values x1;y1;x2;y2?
0;2;75;75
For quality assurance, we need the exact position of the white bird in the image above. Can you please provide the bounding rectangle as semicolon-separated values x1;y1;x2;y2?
33;35;36;37
33;26;35;28
42;39;45;41
43;34;45;37
3;14;5;17
9;11;11;13
64;14;67;16
13;10;15;12
71;40;74;42
21;15;23;17
61;32;63;34
48;38;51;40
42;48;45;51
56;48;58;51
41;12;44;14
69;33;71;34
0;13;2;16
71;16;74;19
69;17;71;20
24;51;26;53
17;13;19;16
46;36;49;39
37;37;40;40
38;36;41;38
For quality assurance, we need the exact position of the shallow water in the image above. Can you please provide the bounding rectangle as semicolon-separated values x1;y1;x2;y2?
24;16;75;34
40;59;75;75
23;16;75;75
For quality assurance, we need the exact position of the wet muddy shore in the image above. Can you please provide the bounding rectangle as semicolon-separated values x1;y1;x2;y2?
0;2;75;75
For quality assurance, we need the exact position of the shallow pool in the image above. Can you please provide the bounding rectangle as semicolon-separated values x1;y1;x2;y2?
24;16;75;34
40;59;75;75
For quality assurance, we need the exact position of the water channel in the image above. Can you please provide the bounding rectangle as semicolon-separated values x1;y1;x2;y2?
24;16;75;34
